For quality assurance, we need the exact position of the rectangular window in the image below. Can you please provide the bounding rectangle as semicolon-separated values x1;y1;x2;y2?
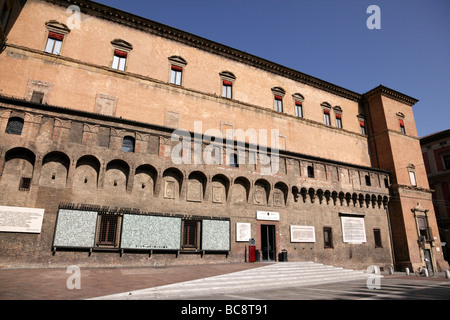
295;102;303;118
323;110;331;126
323;227;333;248
112;50;127;71
443;155;450;170
365;175;371;186
360;121;367;135
274;95;283;112
19;177;32;191
417;216;431;241
31;91;45;104
222;80;233;99
336;114;342;129
374;229;382;248
409;171;417;186
307;165;315;178
170;65;183;85
96;214;121;247
44;32;64;55
399;119;406;134
182;220;201;250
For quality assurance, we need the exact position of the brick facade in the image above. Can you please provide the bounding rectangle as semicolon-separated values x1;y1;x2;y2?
0;0;447;271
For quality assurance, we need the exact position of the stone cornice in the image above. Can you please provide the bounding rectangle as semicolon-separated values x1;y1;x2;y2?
43;0;362;102
364;85;419;107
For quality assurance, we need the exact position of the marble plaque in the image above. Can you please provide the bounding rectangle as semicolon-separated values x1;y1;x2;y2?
121;214;181;250
341;216;367;244
202;220;230;251
0;206;45;234
236;223;251;242
53;210;98;248
290;226;316;243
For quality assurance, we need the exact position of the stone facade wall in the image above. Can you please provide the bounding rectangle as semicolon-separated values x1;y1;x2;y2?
0;100;392;270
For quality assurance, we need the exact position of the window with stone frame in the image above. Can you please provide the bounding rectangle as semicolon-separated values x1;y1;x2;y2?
182;219;201;250
334;107;343;129
110;39;133;72
220;71;235;99
272;87;285;113
95;214;122;247
44;21;70;55
169;56;187;86
293;93;305;118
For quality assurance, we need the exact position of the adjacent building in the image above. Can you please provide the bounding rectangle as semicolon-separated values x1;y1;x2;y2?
0;0;447;272
421;129;450;262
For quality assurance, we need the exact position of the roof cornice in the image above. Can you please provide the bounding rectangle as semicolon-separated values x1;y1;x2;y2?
363;85;419;107
43;0;362;102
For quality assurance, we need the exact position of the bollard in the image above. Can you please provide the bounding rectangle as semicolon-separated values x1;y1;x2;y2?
424;269;429;277
405;268;410;276
445;270;450;279
389;266;394;275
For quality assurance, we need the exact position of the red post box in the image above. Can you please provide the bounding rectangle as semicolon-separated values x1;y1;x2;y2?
248;238;256;263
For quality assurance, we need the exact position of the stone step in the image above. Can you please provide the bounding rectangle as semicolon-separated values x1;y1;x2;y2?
92;262;375;300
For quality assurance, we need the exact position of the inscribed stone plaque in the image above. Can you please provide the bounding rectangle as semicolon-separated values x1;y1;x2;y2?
53;210;98;248
341;216;367;243
0;206;45;234
212;185;224;203
164;180;175;199
236;223;251;242
187;180;202;202
121;215;181;250
202;220;230;251
273;191;283;207
290;226;316;243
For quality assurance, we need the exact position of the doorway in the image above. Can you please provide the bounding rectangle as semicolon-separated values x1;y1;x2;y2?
261;225;276;261
424;249;434;274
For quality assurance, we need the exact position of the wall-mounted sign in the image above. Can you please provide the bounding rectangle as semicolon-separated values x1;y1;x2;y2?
290;225;316;243
0;206;45;234
341;216;367;244
236;223;251;242
257;211;280;221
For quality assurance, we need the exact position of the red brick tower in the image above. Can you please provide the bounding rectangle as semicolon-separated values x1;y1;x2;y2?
363;85;449;272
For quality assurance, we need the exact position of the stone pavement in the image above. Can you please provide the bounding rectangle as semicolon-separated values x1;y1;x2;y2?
0;262;449;301
0;263;264;300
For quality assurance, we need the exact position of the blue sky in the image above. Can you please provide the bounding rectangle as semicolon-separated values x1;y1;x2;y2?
94;0;450;138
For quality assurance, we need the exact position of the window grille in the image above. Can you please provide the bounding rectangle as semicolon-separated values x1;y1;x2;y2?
96;214;120;247
19;177;32;191
5;117;24;135
182;220;200;249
